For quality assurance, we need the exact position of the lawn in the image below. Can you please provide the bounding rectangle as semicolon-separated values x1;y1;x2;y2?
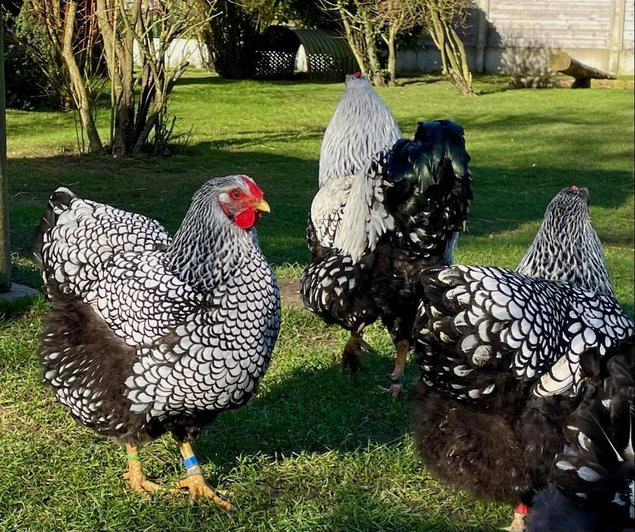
0;73;633;531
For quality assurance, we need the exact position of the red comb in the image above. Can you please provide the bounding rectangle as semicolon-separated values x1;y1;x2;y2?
352;72;362;78
241;175;263;197
570;185;578;190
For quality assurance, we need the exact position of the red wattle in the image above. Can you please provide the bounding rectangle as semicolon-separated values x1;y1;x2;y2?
514;503;528;515
235;209;258;229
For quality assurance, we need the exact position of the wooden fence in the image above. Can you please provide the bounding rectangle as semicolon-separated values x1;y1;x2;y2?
397;0;634;75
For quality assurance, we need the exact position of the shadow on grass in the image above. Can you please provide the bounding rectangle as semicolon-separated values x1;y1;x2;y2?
0;291;42;320
200;363;412;461
8;145;632;269
173;75;334;88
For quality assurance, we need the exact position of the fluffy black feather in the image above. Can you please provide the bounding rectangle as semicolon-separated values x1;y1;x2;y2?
383;121;472;257
411;382;575;503
526;338;635;531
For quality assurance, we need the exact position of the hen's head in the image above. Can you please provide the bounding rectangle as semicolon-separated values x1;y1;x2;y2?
167;175;271;289
517;185;612;294
543;185;590;218
195;174;270;230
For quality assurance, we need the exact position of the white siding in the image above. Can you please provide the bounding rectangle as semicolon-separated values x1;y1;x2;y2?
624;0;634;50
487;0;613;48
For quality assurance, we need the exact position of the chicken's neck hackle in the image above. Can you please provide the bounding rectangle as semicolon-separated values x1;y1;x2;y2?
319;74;401;188
166;178;258;292
516;186;612;295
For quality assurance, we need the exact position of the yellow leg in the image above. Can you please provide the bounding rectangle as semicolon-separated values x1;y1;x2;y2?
381;339;409;398
122;444;160;496
175;441;234;510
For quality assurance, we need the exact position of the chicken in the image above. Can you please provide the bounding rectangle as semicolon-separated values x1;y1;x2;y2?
410;186;634;528
525;337;634;532
300;73;472;396
33;175;281;508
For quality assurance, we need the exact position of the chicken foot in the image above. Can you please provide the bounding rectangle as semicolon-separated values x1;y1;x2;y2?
176;441;234;510
341;325;373;373
123;444;160;496
502;503;528;531
379;339;409;398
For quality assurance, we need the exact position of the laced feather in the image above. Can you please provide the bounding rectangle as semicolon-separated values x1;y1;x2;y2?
313;75;401;261
35;175;281;443
415;186;633;404
517;187;613;295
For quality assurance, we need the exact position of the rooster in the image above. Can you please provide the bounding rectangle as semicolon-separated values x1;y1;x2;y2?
33;175;281;508
301;73;472;396
410;186;634;529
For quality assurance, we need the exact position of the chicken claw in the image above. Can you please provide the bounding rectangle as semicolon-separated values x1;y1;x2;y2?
502;504;527;531
379;380;405;398
342;327;376;373
380;339;409;397
176;473;235;510
123;469;160;496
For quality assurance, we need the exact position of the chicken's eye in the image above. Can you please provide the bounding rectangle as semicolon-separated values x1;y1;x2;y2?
230;189;242;200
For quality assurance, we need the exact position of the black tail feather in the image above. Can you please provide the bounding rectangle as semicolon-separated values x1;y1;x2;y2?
382;120;472;258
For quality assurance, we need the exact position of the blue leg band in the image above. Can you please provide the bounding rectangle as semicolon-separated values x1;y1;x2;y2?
183;455;199;469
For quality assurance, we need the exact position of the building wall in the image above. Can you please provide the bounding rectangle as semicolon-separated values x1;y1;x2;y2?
397;0;634;75
133;38;209;69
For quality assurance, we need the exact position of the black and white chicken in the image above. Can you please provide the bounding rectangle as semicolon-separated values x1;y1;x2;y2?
33;175;281;508
525;336;634;532
410;186;634;529
300;73;472;396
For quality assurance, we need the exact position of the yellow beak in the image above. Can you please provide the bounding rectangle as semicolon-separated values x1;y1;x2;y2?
253;198;271;213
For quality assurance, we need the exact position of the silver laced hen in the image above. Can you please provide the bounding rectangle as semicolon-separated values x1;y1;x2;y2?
33;175;281;508
410;186;633;529
301;73;472;396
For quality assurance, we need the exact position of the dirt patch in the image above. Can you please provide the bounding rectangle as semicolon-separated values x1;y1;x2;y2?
278;278;303;309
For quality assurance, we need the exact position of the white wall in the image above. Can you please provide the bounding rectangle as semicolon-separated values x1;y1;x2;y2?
133;38;209;69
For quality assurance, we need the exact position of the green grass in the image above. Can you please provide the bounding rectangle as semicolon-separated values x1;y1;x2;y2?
1;73;633;531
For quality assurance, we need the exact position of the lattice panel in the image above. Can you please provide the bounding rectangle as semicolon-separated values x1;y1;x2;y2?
255;50;296;79
307;53;336;73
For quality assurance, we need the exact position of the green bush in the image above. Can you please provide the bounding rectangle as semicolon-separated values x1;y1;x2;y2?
3;6;65;110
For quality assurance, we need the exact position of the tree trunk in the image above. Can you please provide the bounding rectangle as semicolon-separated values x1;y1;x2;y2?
445;23;473;95
114;0;137;155
361;6;384;86
337;4;367;74
549;51;616;88
96;0;139;155
427;8;473;95
62;1;102;152
385;27;398;86
0;16;11;291
428;10;449;75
